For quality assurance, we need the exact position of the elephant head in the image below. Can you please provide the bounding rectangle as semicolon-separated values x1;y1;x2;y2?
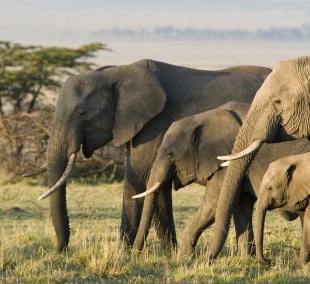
44;64;167;252
208;56;310;261
132;102;249;250
255;152;310;265
146;103;248;190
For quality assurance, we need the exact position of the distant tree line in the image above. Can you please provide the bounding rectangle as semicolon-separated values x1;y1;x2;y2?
93;24;310;41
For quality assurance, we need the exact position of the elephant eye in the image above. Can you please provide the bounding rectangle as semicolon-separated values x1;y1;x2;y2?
272;99;282;113
167;153;174;160
77;110;87;118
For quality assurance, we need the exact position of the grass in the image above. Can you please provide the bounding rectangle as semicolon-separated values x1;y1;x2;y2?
1;180;309;283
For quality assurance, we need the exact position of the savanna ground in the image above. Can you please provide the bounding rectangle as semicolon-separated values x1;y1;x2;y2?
1;178;309;283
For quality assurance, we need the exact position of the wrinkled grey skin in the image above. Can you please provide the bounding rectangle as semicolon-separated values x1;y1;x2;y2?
256;152;310;265
207;56;310;262
134;101;307;257
46;59;271;252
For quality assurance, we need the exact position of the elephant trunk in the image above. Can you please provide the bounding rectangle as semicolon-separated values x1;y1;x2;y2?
47;149;70;252
207;104;277;262
133;152;173;251
207;154;255;262
255;198;270;264
132;192;157;251
46;124;80;253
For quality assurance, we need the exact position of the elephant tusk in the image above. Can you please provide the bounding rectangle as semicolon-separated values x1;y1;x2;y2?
38;153;77;200
217;140;263;161
22;163;47;177
132;181;162;199
220;161;229;167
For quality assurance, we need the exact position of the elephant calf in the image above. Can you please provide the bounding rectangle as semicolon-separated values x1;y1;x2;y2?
256;152;310;265
133;101;308;257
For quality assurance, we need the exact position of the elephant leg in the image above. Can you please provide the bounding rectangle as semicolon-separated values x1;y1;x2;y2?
120;175;144;248
153;182;177;250
233;192;256;257
300;207;310;265
178;186;218;257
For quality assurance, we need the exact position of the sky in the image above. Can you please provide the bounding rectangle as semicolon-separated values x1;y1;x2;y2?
1;0;310;67
1;0;309;44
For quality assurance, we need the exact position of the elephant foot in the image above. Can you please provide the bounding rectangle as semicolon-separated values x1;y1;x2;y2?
205;254;216;266
120;229;137;250
258;256;271;265
299;250;310;265
299;255;310;266
158;236;177;252
131;247;144;256
239;241;256;257
132;235;146;252
177;245;195;259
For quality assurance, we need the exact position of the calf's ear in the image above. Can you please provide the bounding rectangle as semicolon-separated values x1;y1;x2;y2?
287;164;310;207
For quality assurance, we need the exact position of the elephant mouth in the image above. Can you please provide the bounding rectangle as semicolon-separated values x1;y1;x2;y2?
267;199;286;210
290;198;309;212
82;132;93;158
278;127;305;141
82;131;113;158
82;143;93;158
174;169;196;190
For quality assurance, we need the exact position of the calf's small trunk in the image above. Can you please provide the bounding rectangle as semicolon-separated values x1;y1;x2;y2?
255;199;270;264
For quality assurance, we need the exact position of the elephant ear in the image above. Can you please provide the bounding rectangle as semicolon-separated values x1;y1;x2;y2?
287;161;310;208
111;65;167;147
196;110;242;180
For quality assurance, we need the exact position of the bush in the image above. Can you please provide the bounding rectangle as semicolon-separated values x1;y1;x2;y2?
0;110;126;184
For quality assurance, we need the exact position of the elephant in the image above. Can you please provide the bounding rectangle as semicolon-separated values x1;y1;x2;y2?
205;56;310;263
35;58;272;253
255;152;310;265
132;101;308;257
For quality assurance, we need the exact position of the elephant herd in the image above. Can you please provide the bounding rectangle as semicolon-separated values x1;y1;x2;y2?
28;56;310;266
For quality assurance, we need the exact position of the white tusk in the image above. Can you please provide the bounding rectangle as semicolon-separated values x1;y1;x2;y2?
217;140;263;161
22;163;47;177
38;153;77;200
132;181;162;199
220;161;229;167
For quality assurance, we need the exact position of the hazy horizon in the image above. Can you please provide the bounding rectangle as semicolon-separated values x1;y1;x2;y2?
1;0;309;68
1;0;309;44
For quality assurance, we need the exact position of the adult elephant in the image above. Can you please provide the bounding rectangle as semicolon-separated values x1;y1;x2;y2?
206;56;310;263
37;59;271;253
256;152;310;265
132;101;305;256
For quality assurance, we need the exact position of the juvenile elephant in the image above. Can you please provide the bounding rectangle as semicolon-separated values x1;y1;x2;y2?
133;101;307;256
207;56;310;262
256;152;310;265
35;59;271;252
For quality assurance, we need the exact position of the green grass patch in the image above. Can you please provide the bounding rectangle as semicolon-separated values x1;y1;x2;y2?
1;181;309;283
